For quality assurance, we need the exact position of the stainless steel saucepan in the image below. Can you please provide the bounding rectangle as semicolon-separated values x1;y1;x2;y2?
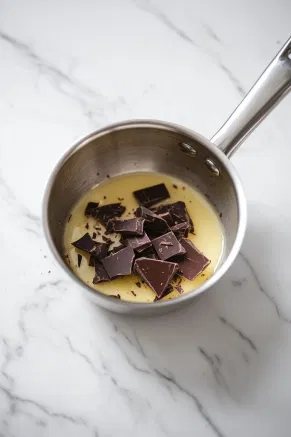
43;38;291;316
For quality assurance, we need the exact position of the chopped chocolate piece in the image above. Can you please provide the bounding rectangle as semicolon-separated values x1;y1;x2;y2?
93;261;110;284
107;217;145;236
136;206;169;235
108;244;124;256
152;232;186;261
77;254;82;267
153;201;194;233
133;183;170;207
72;233;96;253
67;214;72;223
101;246;135;279
135;281;141;288
86;202;125;224
171;222;189;239
178;238;210;280
85;202;99;217
72;233;108;261
158;211;174;226
92;232;97;239
135;246;158;259
154;284;174;301
89;255;95;267
134;258;178;298
95;203;126;225
131;290;137;296
85;223;89;230
122;232;152;252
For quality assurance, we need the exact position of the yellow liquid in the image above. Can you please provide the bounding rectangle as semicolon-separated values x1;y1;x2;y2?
63;172;224;303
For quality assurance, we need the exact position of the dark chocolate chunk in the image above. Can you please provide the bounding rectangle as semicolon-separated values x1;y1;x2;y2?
136;206;169;235
101;246;135;279
122;232;152;252
134;258;178;298
135;246;158;259
89;255;95;267
133;183;170;207
171;222;189;240
93;261;110;284
108;244;124;256
72;233;108;260
178;238;210;280
72;233;96;253
153;201;194;233
107;217;145;236
135;281;141;288
85;202;99;217
154;284;174;301
92;232;97;239
86;202;125;225
152;231;186;260
77;254;82;267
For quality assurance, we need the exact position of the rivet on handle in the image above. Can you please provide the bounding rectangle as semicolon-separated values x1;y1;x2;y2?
180;142;197;158
205;158;220;176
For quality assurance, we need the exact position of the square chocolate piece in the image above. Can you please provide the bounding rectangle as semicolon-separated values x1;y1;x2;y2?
152;231;186;260
133;183;170;207
178;238;210;280
122;232;152;253
107;217;144;236
101;246;135;279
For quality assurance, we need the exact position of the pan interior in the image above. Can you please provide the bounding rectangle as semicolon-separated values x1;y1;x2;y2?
46;122;241;300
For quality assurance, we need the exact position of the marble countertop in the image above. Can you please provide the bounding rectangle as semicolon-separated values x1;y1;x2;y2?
1;0;291;436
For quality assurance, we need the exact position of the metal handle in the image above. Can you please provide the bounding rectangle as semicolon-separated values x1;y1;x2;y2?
211;37;291;157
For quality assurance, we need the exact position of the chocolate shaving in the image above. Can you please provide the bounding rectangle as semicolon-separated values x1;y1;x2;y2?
131;290;137;296
67;214;72;223
77;254;82;267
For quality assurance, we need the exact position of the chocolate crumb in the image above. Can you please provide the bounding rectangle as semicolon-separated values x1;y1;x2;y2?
131;290;137;296
110;294;121;299
189;200;192;203
219;212;223;218
102;235;114;244
94;226;101;231
67;214;72;223
77;254;82;267
117;294;120;298
118;197;124;201
97;172;100;176
92;232;97;239
182;186;185;190
106;174;110;178
103;196;107;200
135;281;141;288
85;223;89;229
173;184;178;189
201;273;205;277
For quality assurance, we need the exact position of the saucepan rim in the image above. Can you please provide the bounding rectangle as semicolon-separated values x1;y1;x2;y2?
42;119;247;310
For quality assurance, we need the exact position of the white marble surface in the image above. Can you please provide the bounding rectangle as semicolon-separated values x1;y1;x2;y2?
0;0;291;436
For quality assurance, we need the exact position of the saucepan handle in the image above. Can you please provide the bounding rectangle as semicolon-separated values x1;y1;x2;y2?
211;37;291;157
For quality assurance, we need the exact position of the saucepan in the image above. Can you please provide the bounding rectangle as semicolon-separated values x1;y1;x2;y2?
43;38;291;316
